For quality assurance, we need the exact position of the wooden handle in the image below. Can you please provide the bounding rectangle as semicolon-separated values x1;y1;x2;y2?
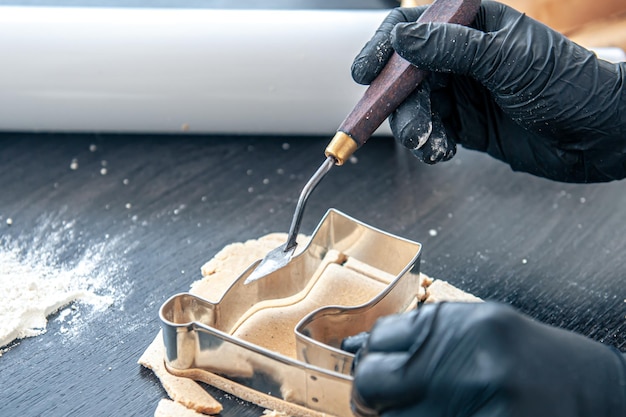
327;0;481;164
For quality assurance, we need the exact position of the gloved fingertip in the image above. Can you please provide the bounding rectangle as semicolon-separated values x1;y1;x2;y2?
412;112;456;164
389;21;434;68
353;352;422;412
444;146;457;161
365;310;425;352
341;331;370;354
351;35;395;85
391;111;432;149
389;22;419;55
420;146;456;165
390;86;434;150
413;136;456;165
390;21;481;76
351;56;377;85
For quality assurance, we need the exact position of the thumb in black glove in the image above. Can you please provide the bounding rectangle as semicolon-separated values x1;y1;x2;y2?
352;1;626;182
351;302;626;417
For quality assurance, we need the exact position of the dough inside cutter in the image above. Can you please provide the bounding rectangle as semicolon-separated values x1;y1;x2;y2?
229;249;399;358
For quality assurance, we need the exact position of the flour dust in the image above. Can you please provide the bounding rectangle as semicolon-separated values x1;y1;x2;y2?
0;212;131;353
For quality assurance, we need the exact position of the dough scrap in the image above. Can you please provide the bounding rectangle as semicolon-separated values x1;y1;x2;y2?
425;279;482;304
154;399;207;417
138;331;223;415
166;364;332;417
141;233;480;416
262;410;289;417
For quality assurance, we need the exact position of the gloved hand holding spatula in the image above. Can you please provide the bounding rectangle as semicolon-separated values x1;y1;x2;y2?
352;0;626;183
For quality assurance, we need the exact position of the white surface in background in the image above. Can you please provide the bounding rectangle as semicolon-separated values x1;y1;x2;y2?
0;7;390;135
2;7;621;135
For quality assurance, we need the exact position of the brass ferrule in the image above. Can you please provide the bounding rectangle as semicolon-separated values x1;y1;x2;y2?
324;131;358;166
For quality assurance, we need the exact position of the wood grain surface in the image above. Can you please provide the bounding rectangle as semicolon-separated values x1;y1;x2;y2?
0;132;624;416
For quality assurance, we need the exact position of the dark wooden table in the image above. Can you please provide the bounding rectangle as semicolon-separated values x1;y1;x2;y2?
1;132;624;416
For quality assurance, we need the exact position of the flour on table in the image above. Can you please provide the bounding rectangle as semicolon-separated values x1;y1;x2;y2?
0;213;130;352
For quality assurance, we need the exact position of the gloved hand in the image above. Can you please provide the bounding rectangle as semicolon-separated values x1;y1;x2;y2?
352;1;626;182
351;302;626;417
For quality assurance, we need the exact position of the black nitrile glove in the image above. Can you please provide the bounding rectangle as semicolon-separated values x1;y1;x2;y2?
351;302;626;417
342;331;370;354
352;1;626;182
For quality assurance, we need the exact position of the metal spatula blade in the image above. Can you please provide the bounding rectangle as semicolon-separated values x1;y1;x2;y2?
244;156;336;284
244;242;296;284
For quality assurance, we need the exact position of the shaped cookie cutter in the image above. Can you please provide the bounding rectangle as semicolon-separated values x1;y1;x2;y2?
159;209;422;416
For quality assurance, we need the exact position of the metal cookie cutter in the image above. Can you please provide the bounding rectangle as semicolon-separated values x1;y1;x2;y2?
159;209;422;416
